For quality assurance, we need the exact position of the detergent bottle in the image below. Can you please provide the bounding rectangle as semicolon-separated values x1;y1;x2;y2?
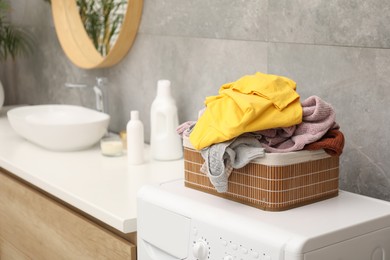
150;80;183;160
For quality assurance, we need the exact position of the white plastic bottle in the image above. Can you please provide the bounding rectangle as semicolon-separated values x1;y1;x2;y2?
126;110;144;165
150;80;183;160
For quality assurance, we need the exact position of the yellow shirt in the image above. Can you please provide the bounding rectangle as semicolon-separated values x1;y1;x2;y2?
189;72;302;150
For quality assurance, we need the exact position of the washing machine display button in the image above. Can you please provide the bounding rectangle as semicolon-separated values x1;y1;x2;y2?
223;255;234;260
251;251;259;258
241;246;248;254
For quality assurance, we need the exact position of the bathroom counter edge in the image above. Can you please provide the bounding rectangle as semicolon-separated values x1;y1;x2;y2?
0;107;184;233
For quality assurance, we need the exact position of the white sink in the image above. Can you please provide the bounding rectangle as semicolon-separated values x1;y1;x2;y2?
7;105;110;151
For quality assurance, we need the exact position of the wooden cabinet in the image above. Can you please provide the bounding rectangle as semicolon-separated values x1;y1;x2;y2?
0;170;136;260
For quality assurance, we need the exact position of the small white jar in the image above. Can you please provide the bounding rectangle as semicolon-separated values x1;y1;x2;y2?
100;134;123;157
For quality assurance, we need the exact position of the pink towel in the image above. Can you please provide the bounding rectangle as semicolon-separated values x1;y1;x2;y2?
176;121;196;137
257;96;338;153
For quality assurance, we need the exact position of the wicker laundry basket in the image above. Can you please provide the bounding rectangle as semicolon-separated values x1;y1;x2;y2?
183;137;339;211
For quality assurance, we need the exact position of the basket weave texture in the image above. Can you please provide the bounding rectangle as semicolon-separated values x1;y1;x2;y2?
184;147;339;211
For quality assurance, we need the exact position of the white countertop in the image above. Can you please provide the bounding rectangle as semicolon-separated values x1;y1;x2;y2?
0;107;183;233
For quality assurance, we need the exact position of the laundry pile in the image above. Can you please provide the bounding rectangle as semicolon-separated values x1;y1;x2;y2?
177;72;344;193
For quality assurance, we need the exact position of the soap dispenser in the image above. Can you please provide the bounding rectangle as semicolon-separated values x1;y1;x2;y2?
150;80;183;160
126;110;144;165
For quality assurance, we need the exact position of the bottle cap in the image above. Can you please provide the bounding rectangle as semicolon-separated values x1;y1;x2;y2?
131;110;139;120
157;80;171;97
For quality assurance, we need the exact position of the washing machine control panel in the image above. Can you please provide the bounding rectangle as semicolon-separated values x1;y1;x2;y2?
189;220;274;260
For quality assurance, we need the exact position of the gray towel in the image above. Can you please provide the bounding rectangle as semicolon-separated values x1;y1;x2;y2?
200;135;265;193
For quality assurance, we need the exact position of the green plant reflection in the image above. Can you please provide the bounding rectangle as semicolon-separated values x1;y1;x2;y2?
77;0;127;56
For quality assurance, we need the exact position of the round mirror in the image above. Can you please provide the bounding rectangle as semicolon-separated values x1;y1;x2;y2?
51;0;143;69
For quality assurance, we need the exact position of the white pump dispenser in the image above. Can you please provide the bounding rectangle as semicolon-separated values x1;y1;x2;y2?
126;110;144;165
150;80;183;160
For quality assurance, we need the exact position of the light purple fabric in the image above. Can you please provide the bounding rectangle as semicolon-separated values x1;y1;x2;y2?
176;121;196;137
256;96;339;153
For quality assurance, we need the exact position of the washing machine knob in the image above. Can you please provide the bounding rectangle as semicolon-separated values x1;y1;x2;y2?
192;239;208;259
223;255;234;260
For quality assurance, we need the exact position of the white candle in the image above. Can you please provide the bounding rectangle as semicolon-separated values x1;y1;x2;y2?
100;135;123;157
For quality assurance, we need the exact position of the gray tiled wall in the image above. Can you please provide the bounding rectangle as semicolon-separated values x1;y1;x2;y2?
269;0;390;48
1;0;389;201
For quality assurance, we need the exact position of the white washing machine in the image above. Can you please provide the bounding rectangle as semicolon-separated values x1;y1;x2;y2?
137;179;390;260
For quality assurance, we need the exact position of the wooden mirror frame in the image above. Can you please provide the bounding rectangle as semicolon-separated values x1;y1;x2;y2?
51;0;143;69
